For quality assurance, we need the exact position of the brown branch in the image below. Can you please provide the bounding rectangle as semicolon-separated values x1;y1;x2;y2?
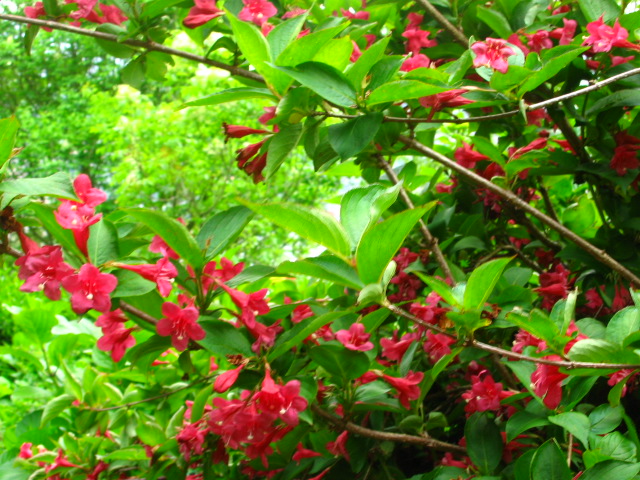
120;301;159;325
413;0;468;47
311;404;466;453
398;135;640;286
385;302;640;370
377;156;453;281
0;14;264;84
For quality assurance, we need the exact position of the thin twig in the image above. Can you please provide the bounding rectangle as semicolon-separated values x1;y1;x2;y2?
398;135;640;286
311;404;466;453
120;301;160;325
377;155;453;281
384;302;640;370
567;433;574;467
537;180;559;223
413;0;468;47
0;14;264;83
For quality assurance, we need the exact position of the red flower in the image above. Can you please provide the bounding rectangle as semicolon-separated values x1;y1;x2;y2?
62;263;118;314
238;0;277;26
380;331;419;362
214;365;245;393
19;443;33;459
531;356;567;409
583;16;640;53
462;372;514;414
326;431;350;461
550;18;577;45
177;423;208;460
54;201;102;255
149;234;180;259
223;123;271;141
16;245;74;300
341;8;369;20
183;0;224;28
455;142;489;169
292;442;322;463
93;4;127;25
254;370;308;426
471;38;516;73
419;89;474;117
157;301;205;351
115;257;177;297
401;53;431;72
526;30;553;52
220;284;270;328
98;327;136;362
382;371;424;409
402;28;437;55
69;0;98;19
424;331;456;362
73;174;107;207
335;323;374;351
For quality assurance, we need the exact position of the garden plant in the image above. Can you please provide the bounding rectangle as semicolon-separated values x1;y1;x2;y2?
0;0;640;479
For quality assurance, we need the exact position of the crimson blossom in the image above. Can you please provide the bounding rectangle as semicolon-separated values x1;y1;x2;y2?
157;301;206;351
61;263;118;314
471;38;516;73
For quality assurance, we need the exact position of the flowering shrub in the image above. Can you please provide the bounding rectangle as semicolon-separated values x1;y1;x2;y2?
1;0;640;479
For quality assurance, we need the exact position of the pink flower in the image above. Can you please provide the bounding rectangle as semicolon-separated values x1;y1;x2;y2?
16;245;74;300
149;234;179;259
292;442;322;463
246;320;283;352
583;16;640;53
326;431;350;461
73;174;107;207
62;264;118;314
455;142;489;169
291;303;314;324
235;141;268;183
526;30;553;52
220;284;270;328
531;356;567;409
423;331;456;362
183;0;224;28
238;0;277;26
400;53;431;72
177;423;208;460
214;365;245;393
95;308;128;331
335;323;374;351
380;331;419;362
157;302;205;351
94;4;127;25
382;371;424;409
115;257;177;297
97;326;136;362
19;443;33;459
69;0;98;19
341;8;369;20
419;89;474;117
471;38;516;74
608;369;637;397
611;131;640;176
462;372;514;414
54;201;102;255
550;18;577;45
254;370;308;426
402;28;437;55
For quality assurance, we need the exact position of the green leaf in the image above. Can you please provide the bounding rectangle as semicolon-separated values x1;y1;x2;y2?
606;307;640;345
0;172;76;199
412;272;460;306
309;344;370;380
587;89;640;116
590;405;624;435
87;220;119;266
196;206;254;260
579;460;640;480
121;57;145;89
313;37;354;71
125;209;204;269
506;411;550;442
265;123;304;179
136;421;166;446
367;80;448;106
517;46;589;96
340;183;401;249
578;0;621;23
277;255;363;290
328;113;383;160
568;339;640;366
226;11;288;94
531;439;572;480
356;204;433;284
506;309;566;353
357;283;385;306
476;6;512;38
269;312;349;361
276;23;348;67
112;270;157;298
190;385;213;423
181;88;276;109
141;0;185;18
24;24;39;56
0;116;19;168
198;319;253;357
95;25;135;59
548;412;591;448
40;394;75;427
463;257;512;311
275;62;357;108
241;201;351;260
591;432;638;462
608;371;636;407
268;12;309;60
465;412;503;475
346;37;390;89
103;446;150;461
